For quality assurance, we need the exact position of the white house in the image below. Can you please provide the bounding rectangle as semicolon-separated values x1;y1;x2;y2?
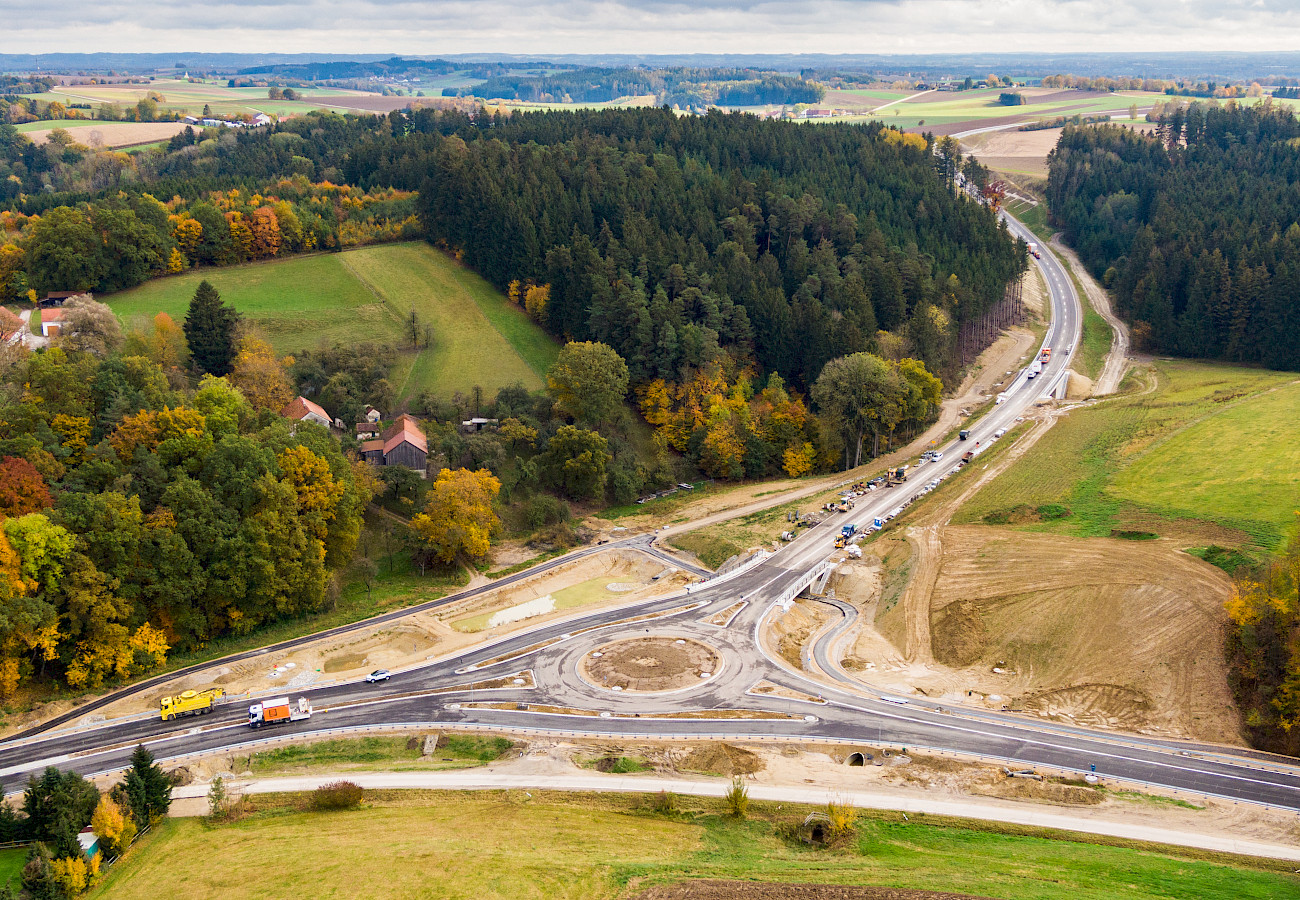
280;396;331;428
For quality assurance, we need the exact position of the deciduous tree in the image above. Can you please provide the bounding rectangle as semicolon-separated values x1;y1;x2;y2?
229;337;294;412
546;341;629;425
0;456;52;517
408;467;501;565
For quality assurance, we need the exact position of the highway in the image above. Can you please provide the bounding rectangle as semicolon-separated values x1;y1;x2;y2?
4;213;1298;814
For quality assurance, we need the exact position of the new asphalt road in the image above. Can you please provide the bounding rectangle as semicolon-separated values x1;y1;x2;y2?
4;213;1298;813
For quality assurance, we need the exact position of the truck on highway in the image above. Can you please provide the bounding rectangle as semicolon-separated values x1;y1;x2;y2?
1040;347;1051;363
959;429;970;440
249;696;313;729
1028;360;1042;379
841;524;857;538
160;688;224;721
1028;243;1041;259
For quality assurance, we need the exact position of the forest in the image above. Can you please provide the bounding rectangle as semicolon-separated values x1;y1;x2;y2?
1046;102;1300;369
342;107;1023;390
441;68;823;107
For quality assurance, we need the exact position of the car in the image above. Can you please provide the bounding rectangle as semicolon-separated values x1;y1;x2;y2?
932;451;944;461
994;428;1006;438
365;670;392;683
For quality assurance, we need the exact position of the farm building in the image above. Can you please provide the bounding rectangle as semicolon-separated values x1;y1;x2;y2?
77;826;100;860
361;414;428;473
356;422;380;439
40;308;64;338
363;405;383;423
40;290;88;308
460;417;499;433
280;396;331;428
0;306;22;341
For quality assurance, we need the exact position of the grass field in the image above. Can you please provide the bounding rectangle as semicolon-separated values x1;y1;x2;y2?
88;792;1300;900
238;735;513;775
0;847;25;890
27;77;385;119
953;360;1300;548
103;242;557;400
453;573;632;632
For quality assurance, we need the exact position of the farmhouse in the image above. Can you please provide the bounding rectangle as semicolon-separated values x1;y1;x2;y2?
361;414;428;473
0;307;22;341
39;308;64;338
280;396;331;428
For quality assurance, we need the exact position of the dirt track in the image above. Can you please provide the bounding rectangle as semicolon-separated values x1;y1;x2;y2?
1050;236;1131;395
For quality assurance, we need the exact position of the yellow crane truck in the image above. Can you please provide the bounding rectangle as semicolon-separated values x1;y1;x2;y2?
160;688;225;721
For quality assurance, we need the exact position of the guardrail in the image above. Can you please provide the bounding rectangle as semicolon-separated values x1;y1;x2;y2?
774;559;837;611
685;550;771;594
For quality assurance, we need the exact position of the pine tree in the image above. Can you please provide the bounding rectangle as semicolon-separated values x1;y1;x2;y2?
183;280;241;377
122;744;172;827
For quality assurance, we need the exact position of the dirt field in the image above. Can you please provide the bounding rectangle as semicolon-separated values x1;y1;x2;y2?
960;128;1064;177
27;122;188;148
832;525;1240;742
581;637;721;692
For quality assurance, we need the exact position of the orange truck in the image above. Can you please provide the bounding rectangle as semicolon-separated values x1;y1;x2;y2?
248;696;313;728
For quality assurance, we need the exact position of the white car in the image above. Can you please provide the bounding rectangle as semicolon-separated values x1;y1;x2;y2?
365;670;392;683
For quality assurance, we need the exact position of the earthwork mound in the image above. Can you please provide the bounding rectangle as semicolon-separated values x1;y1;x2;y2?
581;637;720;692
677;743;762;776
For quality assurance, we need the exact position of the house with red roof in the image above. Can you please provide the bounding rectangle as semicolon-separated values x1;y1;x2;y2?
280;396;331;428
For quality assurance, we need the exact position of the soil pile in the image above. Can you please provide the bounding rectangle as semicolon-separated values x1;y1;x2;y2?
678;743;763;776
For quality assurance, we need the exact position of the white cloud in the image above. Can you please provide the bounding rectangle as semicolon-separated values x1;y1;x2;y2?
8;0;1300;54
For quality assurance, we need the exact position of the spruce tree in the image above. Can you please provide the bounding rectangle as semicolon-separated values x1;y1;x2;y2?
122;745;172;827
183;280;241;376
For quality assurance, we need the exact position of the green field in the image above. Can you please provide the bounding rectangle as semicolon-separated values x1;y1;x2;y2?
0;847;25;889
104;242;557;400
954;360;1300;548
819;88;1170;130
27;77;385;119
88;792;1300;900
238;735;513;775
453;574;630;632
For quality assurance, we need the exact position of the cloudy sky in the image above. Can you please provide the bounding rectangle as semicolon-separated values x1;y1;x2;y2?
9;0;1300;54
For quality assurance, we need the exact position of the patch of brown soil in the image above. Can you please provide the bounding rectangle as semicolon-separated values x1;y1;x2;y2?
975;775;1106;807
769;601;835;670
632;882;996;900
581;637;719;692
677;743;763;776
27;122;187;148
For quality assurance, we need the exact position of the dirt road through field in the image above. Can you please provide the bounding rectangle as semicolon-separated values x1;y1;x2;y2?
1051;236;1130;395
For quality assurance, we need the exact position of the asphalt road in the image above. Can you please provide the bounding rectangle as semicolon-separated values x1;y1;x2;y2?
4;212;1297;814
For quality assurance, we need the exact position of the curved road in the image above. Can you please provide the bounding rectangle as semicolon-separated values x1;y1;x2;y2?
4;215;1297;814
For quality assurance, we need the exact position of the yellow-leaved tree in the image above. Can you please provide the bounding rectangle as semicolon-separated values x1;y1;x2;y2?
91;794;137;857
277;445;343;540
408;468;501;567
230;336;295;412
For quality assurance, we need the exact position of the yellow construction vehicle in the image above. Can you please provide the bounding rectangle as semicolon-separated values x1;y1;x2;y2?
160;688;225;721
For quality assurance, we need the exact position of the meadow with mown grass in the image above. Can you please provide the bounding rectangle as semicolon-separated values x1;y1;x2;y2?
953;360;1300;551
104;241;558;401
88;791;1300;900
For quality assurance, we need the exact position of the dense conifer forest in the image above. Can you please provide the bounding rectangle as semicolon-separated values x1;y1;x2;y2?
1046;102;1300;369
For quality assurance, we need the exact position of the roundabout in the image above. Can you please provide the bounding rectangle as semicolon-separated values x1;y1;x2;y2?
579;636;722;693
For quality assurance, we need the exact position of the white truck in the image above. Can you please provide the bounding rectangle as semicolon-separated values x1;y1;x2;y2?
248;696;313;728
1028;360;1043;379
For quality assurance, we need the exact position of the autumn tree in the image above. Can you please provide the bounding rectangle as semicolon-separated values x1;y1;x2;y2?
53;296;122;357
183;280;241;376
0;456;52;517
408;467;501;566
91;794;136;857
230;336;294;412
546;341;629;425
248;206;282;259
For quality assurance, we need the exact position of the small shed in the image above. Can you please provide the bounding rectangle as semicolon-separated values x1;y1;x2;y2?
77;826;99;860
40;290;86;308
460;417;499;434
362;405;383;423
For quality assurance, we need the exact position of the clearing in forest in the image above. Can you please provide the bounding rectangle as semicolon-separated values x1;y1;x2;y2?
105;242;558;400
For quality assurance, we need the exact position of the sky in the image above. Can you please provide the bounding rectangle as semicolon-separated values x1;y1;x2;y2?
7;0;1300;55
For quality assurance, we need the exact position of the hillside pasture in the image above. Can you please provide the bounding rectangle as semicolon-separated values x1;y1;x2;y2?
104;242;557;401
954;360;1300;549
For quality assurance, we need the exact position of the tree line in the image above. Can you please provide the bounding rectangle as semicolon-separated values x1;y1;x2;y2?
1046;102;1300;369
440;67;823;107
0;289;368;699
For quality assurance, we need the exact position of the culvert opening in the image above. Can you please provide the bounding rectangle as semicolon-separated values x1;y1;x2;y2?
847;752;867;766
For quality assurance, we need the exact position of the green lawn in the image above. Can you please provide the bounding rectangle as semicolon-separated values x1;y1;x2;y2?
88;792;1300;900
238;735;513;775
103;242;557;400
0;847;25;889
953;360;1300;548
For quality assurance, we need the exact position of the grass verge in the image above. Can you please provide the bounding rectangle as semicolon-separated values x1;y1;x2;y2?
88;791;1300;900
235;735;513;775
